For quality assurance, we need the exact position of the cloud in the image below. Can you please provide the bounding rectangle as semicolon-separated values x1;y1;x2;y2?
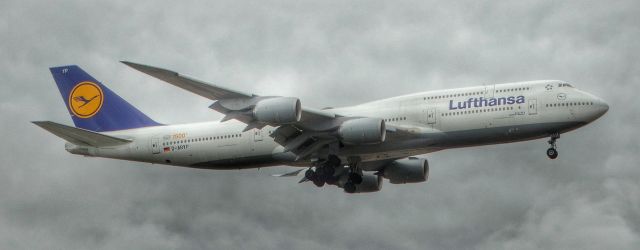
1;0;639;249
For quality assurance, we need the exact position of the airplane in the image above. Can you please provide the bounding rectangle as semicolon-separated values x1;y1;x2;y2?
34;62;609;193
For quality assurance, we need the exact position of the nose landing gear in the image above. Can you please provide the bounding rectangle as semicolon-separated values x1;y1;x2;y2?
546;133;560;159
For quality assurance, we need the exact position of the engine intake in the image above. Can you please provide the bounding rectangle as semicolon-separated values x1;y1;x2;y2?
338;118;386;145
252;97;302;124
382;158;429;184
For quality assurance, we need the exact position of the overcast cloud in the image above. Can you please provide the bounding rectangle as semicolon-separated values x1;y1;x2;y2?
1;0;639;249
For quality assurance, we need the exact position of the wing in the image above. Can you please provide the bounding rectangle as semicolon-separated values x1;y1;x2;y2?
121;61;336;123
122;61;395;160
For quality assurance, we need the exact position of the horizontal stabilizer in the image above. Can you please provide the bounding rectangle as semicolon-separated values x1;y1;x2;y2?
32;121;132;147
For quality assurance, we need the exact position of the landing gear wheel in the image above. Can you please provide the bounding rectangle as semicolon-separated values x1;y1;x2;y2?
320;166;335;177
304;169;315;179
546;133;560;160
344;182;356;193
313;178;325;187
325;176;338;185
546;148;558;159
348;173;363;185
326;155;341;167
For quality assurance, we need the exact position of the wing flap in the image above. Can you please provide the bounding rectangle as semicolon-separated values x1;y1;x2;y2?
33;121;132;147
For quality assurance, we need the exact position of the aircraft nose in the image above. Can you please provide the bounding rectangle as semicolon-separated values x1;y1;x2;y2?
590;95;609;120
596;95;608;112
601;100;609;113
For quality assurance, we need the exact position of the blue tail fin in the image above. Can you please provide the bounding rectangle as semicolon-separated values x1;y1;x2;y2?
50;65;162;132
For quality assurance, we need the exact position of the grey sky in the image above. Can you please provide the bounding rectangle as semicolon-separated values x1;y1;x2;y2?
1;0;639;249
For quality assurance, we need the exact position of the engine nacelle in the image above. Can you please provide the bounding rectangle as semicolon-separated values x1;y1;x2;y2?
338;118;386;145
354;174;383;193
252;97;302;124
382;158;429;184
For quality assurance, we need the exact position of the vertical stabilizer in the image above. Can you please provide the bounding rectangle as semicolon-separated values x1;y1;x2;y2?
49;65;162;132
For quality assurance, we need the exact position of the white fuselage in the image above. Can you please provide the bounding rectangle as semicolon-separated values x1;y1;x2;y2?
66;80;608;170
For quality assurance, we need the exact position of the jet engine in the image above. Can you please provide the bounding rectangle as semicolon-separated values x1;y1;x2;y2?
349;173;383;193
252;97;302;124
338;118;386;145
382;158;429;184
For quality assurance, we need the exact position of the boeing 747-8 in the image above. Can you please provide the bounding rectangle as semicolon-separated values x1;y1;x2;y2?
34;62;609;193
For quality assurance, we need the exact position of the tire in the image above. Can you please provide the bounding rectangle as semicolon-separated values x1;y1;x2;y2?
325;176;338;185
313;178;325;187
320;166;335;177
305;169;315;179
546;148;558;159
349;173;363;184
326;155;341;167
344;182;356;193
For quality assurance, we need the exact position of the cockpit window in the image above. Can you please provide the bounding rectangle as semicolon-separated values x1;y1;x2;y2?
558;83;573;88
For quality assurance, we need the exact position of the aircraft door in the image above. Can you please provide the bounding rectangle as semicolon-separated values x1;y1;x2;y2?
151;138;161;154
528;99;538;115
254;129;263;142
250;129;263;152
484;84;495;98
427;108;437;124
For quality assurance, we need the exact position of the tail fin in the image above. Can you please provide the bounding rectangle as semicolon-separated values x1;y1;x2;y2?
50;65;162;132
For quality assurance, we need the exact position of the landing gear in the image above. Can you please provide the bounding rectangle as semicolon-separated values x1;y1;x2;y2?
342;156;363;193
343;182;356;193
343;173;362;193
304;168;325;187
304;168;315;179
547;133;560;159
312;178;325;187
300;155;365;193
546;148;558;159
302;155;341;187
348;173;363;184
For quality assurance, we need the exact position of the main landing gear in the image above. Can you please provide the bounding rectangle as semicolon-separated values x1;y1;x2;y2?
301;155;364;193
303;155;341;187
342;157;363;193
546;133;560;159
